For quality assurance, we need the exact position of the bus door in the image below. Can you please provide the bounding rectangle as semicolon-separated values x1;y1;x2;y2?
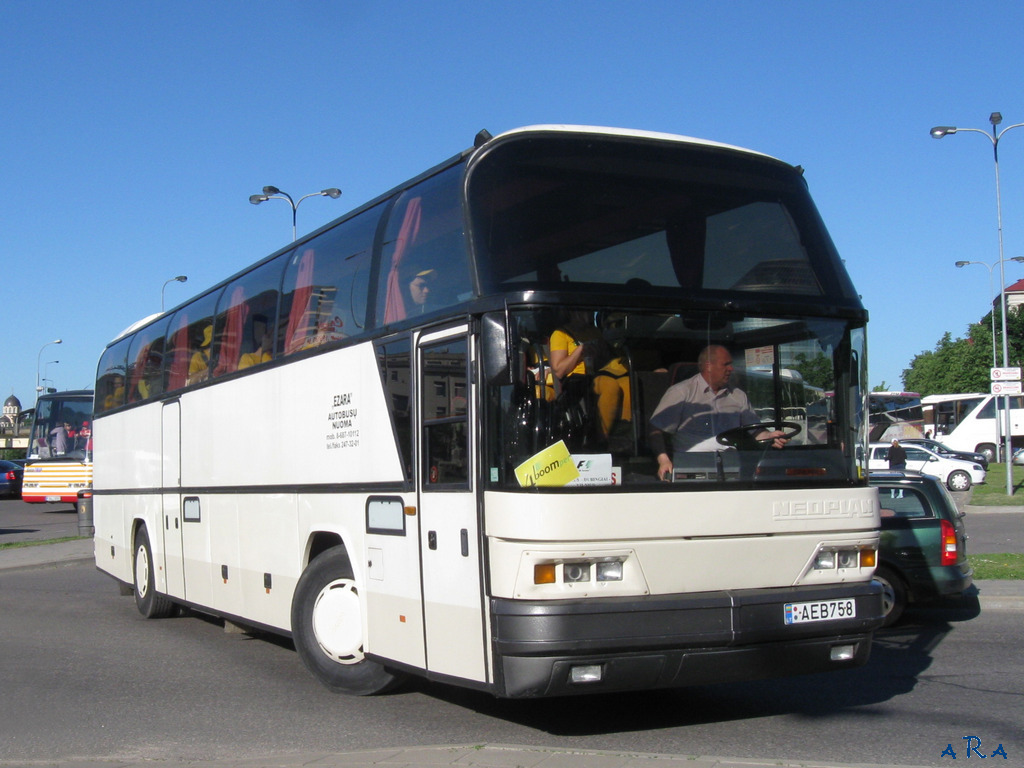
417;328;487;684
161;401;185;598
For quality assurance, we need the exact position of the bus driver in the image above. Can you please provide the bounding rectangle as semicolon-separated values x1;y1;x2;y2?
648;344;788;481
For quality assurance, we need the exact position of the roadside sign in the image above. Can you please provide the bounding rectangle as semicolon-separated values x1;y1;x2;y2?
991;367;1022;380
991;380;1023;395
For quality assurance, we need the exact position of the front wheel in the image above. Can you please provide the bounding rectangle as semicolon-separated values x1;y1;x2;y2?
947;469;972;492
291;546;405;695
133;526;175;619
977;444;997;464
874;565;907;627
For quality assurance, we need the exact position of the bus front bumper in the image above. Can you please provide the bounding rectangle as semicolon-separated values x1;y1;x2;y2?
490;581;883;698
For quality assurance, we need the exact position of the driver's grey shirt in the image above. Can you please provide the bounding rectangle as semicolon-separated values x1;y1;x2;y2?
649;372;761;454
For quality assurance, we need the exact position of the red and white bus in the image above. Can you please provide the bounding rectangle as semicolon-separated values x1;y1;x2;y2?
22;389;93;504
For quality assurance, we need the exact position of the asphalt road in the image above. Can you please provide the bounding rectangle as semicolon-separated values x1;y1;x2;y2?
0;561;1020;767
1;496;1022;767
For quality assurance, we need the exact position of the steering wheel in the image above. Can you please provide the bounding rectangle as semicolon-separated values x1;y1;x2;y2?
715;422;802;450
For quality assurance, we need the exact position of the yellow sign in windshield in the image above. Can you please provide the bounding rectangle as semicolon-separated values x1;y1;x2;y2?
514;440;580;487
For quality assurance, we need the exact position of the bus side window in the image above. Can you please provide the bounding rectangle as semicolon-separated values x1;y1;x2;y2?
95;337;131;414
126;317;169;402
214;256;283;376
378;166;469;325
279;203;383;357
164;290;221;391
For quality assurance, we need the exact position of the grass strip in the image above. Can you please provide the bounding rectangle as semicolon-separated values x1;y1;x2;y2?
0;537;86;551
968;553;1024;580
968;463;1024;505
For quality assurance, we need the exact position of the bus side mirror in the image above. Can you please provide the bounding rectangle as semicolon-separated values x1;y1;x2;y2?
481;313;511;385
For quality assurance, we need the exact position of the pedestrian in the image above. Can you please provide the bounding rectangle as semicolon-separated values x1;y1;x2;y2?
888;439;907;470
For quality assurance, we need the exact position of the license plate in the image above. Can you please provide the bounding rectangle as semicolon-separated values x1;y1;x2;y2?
46;496;62;502
784;598;856;624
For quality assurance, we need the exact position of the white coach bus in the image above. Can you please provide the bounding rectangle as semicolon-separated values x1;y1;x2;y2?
923;392;1024;463
93;125;882;698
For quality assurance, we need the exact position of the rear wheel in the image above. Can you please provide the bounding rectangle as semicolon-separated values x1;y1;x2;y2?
291;546;405;695
875;565;907;627
947;469;972;492
977;444;997;464
133;526;175;619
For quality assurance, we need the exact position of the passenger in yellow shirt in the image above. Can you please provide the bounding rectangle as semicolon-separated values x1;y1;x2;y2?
239;332;273;370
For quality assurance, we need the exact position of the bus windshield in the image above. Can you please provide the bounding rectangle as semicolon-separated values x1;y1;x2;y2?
867;391;923;442
26;391;93;461
468;131;860;307
485;308;863;488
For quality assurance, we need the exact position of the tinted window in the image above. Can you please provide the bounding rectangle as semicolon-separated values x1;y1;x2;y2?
376;337;413;481
877;486;932;518
95;337;131;414
377;166;469;324
421;337;469;487
164;290;222;392
469;136;858;304
126;317;170;403
280;203;383;356
213;256;284;376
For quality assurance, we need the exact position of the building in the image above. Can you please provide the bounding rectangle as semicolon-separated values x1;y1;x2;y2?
2;393;23;433
1004;279;1024;313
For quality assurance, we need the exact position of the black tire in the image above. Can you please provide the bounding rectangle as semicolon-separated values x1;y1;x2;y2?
977;444;997;464
947;469;972;492
133;526;175;619
291;546;405;695
875;565;907;627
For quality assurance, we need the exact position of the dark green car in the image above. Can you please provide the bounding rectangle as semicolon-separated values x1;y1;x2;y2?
869;471;973;626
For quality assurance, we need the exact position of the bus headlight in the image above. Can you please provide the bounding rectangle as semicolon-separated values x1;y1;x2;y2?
812;546;877;571
563;562;591;583
837;550;859;569
518;549;641;597
813;551;836;570
531;557;627;585
596;560;623;582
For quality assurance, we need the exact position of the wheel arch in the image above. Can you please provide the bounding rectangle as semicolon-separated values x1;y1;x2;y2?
304;531;348;571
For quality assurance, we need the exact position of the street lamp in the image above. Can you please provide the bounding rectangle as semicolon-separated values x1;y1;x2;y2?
36;339;61;392
249;186;342;241
161;275;188;312
43;360;59;386
933;112;1024;494
954;257;1024;368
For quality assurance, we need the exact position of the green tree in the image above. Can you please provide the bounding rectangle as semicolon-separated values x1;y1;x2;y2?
902;304;1024;396
793;352;834;392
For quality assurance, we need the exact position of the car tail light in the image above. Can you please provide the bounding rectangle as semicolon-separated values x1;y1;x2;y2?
4;470;15;481
940;519;958;566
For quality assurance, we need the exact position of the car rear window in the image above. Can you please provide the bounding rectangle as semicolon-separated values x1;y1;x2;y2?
877;487;931;518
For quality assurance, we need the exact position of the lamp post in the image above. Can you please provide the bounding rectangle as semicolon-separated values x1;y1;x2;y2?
933;112;1024;494
161;275;188;312
36;339;61;392
249;186;342;241
43;361;59;391
954;257;1024;368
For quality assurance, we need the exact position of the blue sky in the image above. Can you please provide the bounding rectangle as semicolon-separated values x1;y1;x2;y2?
4;1;1024;408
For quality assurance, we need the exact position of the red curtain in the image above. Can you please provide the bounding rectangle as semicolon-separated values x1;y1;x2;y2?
167;315;190;391
128;343;149;402
285;249;315;354
383;197;422;324
213;286;249;376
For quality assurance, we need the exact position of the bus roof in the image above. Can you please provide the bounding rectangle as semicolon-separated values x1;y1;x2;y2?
921;393;986;403
493;124;780;162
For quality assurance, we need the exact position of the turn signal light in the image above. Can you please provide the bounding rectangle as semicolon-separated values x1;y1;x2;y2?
859;548;876;569
534;563;556;584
